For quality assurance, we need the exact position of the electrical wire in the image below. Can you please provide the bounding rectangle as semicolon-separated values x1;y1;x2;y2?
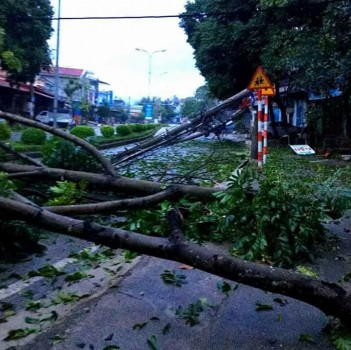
0;0;345;22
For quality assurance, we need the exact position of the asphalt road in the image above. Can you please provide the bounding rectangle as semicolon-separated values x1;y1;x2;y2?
13;252;334;350
3;213;351;350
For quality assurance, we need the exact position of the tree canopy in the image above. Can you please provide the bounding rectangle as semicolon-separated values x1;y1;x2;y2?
0;0;53;83
180;0;351;99
181;85;218;118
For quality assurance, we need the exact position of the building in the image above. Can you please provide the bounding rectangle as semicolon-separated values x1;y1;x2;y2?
0;68;54;116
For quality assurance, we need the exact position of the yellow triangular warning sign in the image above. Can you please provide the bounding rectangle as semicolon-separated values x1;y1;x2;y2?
247;66;274;90
261;87;275;96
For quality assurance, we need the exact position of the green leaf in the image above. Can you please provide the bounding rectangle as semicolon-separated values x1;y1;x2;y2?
122;250;138;262
52;335;65;344
1;302;15;320
296;266;319;278
25;316;41;324
64;271;91;283
25;311;58;324
173;298;208;327
149;317;159;321
160;270;187;287
255;303;273;311
217;281;232;294
162;323;171;335
28;264;64;278
4;328;39;341
104;333;114;341
51;292;89;305
147;335;159;350
273;297;288;306
102;346;120;350
25;300;43;311
133;322;147;330
299;333;315;343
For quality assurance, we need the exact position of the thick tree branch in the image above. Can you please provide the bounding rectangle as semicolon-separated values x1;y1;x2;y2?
167;208;185;245
0;111;118;178
43;189;179;215
0;162;218;199
0;141;44;167
1;196;351;325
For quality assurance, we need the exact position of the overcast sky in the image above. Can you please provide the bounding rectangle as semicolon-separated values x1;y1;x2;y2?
49;0;205;102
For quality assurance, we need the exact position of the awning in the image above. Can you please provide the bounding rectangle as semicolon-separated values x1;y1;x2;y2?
35;90;54;99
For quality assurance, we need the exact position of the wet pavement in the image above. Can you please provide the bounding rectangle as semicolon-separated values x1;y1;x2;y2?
2;213;350;349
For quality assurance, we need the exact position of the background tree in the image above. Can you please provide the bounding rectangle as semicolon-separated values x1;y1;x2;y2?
0;0;53;83
181;97;201;119
181;85;218;119
64;79;82;106
97;101;112;124
180;0;351;134
0;27;22;73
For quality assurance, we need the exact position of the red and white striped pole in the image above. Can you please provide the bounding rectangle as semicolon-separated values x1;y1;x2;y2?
263;96;269;164
257;89;263;170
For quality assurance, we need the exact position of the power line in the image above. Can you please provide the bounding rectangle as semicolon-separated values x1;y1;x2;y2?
0;0;345;22
0;13;217;21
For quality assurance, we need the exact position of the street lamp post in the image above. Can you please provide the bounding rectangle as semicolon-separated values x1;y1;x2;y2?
53;0;61;127
135;48;166;100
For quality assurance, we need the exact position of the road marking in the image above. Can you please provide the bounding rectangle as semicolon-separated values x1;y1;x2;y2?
0;245;100;301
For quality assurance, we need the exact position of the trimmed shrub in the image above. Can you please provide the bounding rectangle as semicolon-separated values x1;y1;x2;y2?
100;125;115;138
70;125;95;139
0;122;11;140
21;128;46;145
116;124;133;136
131;123;146;133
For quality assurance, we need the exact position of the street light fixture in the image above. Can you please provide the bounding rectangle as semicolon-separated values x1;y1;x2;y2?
135;48;166;99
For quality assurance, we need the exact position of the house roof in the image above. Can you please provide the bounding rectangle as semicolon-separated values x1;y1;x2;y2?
59;67;84;77
42;67;84;77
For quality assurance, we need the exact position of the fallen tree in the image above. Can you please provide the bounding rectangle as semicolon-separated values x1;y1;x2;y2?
1;197;351;325
1;100;351;328
111;89;250;165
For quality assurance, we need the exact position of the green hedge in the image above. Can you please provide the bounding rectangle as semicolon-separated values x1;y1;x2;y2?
0;122;11;140
70;125;95;139
116;123;157;136
100;125;115;138
21;128;46;145
130;123;145;133
116;124;133;136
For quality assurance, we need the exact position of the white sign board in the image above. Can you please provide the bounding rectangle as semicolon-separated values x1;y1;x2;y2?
290;144;316;155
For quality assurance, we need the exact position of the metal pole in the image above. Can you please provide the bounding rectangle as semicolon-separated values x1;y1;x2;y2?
263;96;269;164
257;89;263;170
135;48;166;100
53;0;61;128
148;53;152;100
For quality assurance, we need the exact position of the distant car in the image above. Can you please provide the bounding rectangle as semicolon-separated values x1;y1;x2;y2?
35;109;72;127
